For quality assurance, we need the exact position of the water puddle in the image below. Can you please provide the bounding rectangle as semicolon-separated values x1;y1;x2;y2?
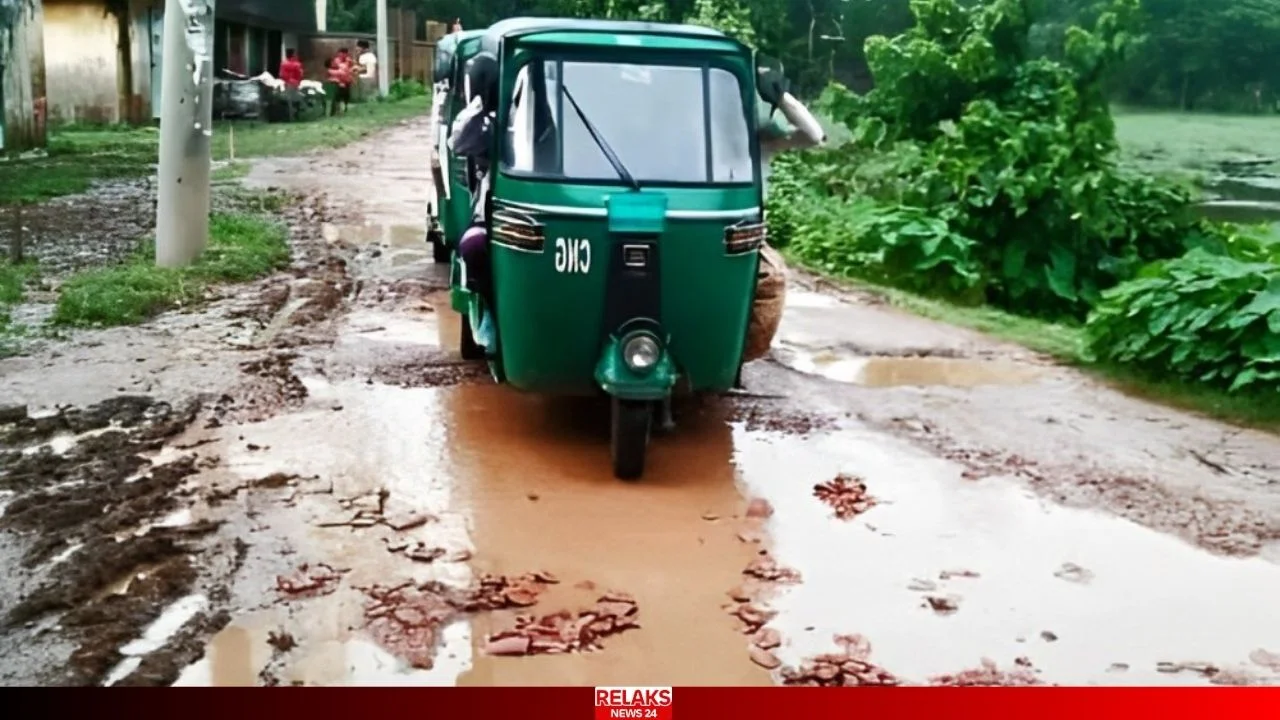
153;508;194;529
732;424;1280;685
93;563;165;602
449;384;770;686
339;308;442;348
103;594;209;686
1207;176;1280;204
785;290;844;309
1197;199;1280;224
124;446;190;484
171;589;474;686
50;542;82;566
774;343;1042;387
21;426;116;456
322;223;426;250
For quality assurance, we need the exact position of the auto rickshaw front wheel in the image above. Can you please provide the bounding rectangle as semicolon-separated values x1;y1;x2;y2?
611;398;652;481
428;227;449;263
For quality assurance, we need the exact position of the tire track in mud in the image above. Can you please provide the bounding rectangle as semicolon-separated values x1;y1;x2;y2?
0;184;377;686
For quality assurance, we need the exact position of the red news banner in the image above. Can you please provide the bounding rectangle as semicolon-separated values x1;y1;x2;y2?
595;687;674;720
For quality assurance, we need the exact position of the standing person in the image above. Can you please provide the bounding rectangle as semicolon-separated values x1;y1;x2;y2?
356;40;378;99
356;40;377;80
279;48;304;89
328;48;354;115
450;17;463;33
278;48;305;121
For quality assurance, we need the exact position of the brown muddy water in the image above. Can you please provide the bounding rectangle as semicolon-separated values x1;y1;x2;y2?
450;385;770;686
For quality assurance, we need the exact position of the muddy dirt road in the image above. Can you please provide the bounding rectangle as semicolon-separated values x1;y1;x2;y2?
2;116;1279;687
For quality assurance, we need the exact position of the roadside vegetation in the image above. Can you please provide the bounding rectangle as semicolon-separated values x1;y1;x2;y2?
0;94;429;205
763;0;1280;429
0;261;36;325
51;212;290;328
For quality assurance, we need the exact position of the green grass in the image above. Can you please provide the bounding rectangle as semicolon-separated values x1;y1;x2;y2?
212;161;252;183
52;212;290;328
212;95;429;159
0;261;35;306
0;96;429;206
794;259;1280;434
1113;108;1280;182
0;261;39;356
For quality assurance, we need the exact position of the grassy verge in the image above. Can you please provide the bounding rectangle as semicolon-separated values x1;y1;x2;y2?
52;212;290;328
211;95;429;159
212;161;252;183
794;257;1280;433
0;96;429;206
0;260;38;324
0;261;40;357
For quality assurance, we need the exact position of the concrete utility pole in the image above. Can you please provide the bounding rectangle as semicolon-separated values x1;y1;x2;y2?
155;0;216;269
376;0;390;97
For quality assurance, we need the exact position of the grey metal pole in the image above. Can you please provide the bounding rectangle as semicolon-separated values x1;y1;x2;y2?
155;0;216;269
376;0;389;97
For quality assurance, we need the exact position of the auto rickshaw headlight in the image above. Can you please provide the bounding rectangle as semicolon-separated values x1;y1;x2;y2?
622;335;661;373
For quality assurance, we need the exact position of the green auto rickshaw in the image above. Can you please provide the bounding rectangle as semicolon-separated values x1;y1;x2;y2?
451;17;771;480
428;29;487;263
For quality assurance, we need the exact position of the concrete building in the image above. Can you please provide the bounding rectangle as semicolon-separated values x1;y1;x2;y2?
0;0;48;153
40;0;318;125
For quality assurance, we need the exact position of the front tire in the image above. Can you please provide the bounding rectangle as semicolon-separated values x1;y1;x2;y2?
611;398;652;481
428;227;449;263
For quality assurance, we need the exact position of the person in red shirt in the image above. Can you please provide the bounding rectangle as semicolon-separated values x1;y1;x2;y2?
279;48;303;89
328;48;355;115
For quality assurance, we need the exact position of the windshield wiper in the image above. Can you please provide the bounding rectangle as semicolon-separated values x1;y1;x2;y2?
561;84;641;191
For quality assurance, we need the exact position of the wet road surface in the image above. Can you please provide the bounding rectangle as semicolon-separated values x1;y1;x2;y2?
2;116;1280;687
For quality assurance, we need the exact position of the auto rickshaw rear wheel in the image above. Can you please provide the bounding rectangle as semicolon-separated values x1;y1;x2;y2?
428;227;449;263
611;398;652;481
459;311;483;360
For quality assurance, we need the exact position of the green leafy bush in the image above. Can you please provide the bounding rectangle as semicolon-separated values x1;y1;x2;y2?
386;79;427;101
769;0;1204;320
1084;229;1280;394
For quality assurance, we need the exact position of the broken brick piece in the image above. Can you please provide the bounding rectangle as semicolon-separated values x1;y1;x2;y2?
749;645;782;669
275;563;346;600
753;627;782;650
745;498;774;519
813;474;878;520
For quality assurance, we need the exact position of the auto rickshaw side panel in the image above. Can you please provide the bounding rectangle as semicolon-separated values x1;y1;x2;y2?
438;33;486;248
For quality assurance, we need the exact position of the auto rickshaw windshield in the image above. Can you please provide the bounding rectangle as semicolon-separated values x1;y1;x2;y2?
501;57;756;185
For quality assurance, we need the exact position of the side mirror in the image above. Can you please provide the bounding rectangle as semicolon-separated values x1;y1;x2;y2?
464;52;499;112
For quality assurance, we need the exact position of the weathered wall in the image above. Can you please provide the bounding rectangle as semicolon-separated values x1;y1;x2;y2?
42;0;121;123
1;0;48;153
129;0;162;121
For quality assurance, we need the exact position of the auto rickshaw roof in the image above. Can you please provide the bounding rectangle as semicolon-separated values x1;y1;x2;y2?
434;29;487;82
479;16;748;55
